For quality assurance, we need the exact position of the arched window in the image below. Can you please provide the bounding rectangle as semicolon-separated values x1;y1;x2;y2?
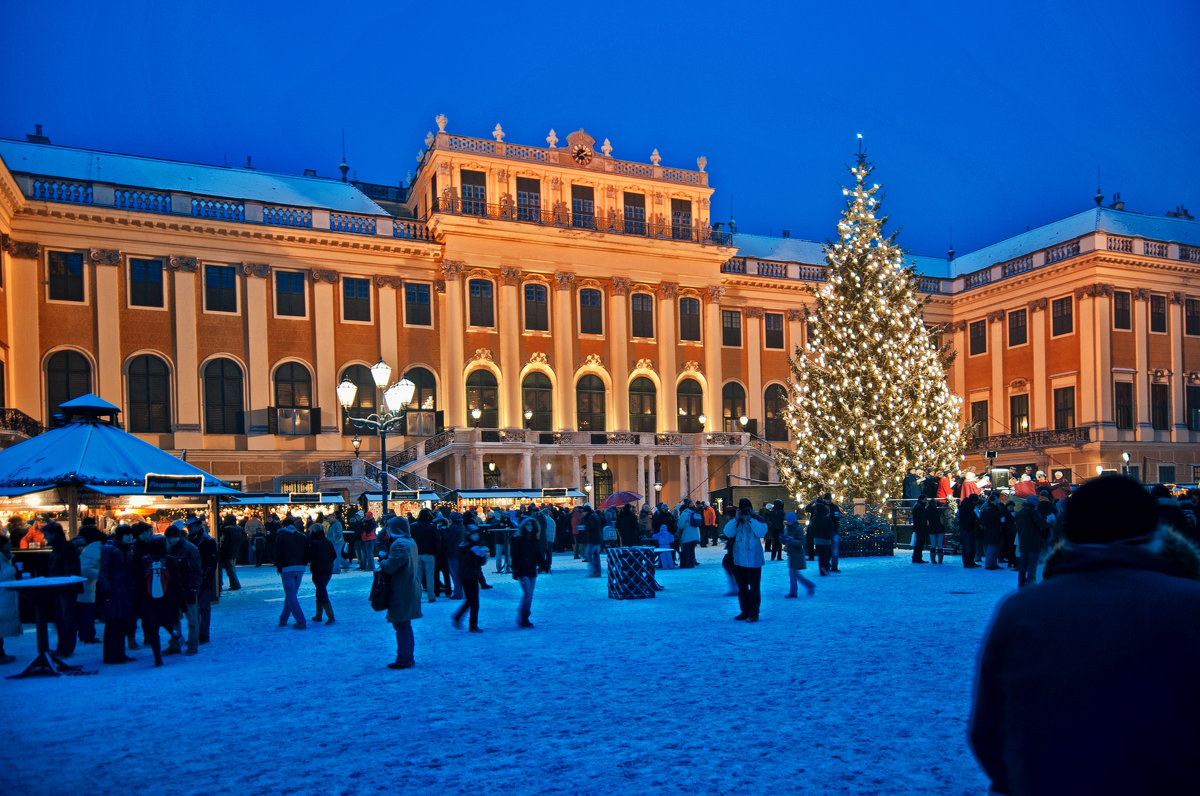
468;279;494;327
721;382;746;432
45;350;92;421
203;358;244;434
631;292;655;338
273;362;313;435
127;354;171;433
629;376;657;432
339;364;375;435
466;370;498;428
764;384;789;441
522;372;553;431
576;374;606;431
403;367;438;436
677;378;704;433
579;288;603;335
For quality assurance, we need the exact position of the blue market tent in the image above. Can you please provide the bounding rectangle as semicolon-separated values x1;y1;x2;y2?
0;395;238;510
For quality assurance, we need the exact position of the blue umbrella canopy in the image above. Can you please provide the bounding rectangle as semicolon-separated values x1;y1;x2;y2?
0;394;235;496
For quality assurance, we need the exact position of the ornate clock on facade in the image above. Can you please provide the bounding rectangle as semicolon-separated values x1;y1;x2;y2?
571;145;593;165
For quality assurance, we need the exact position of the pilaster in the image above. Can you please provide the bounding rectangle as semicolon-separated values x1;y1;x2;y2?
1133;289;1152;438
441;261;466;427
745;306;764;425
312;275;339;436
242;263;272;445
1029;300;1047;431
498;266;521;427
1170;292;1187;439
553;271;575;430
657;283;679;431
1075;288;1095;428
608;277;630;430
703;286;725;430
5;242;41;418
168;260;201;444
988;312;1005;432
94;255;122;405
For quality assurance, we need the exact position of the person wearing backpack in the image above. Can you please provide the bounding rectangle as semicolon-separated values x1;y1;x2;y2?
725;499;767;621
679;504;701;568
137;536;178;667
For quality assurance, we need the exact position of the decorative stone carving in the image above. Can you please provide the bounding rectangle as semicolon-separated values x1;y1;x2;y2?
529;352;549;366
581;353;604;369
706;286;726;304
493;124;505;142
424;131;434;147
744;306;765;319
500;266;522;286
1009;377;1029;391
1152;368;1171;383
601;138;612;157
634;358;655;372
1170;291;1186;305
610;277;631;296
653;191;663;205
546;129;558;148
605;185;615;198
434;280;446;294
470;348;494;363
310;269;339;284
1134;288;1151;301
1030;297;1048;312
554;271;576;290
374;275;403;289
678;360;703;375
240;263;270;278
439;260;464;280
1094;283;1114;298
3;238;39;259
1188;371;1200;385
496;169;508;183
987;310;1006;323
786;308;806;323
658;281;679;300
566;129;596;152
697;156;707;172
550;177;561;190
88;249;121;266
436;113;448;132
650;149;661;166
437;162;451;175
166;256;198;273
700;198;710;210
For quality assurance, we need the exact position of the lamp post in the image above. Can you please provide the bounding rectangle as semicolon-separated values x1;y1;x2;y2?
698;412;707;430
337;359;415;521
524;408;533;428
471;407;482;428
352;435;361;458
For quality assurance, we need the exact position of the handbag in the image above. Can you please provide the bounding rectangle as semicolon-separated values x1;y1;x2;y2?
368;569;391;611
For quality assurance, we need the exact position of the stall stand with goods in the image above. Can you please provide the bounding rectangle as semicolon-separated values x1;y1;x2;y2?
446;488;585;513
359;490;442;519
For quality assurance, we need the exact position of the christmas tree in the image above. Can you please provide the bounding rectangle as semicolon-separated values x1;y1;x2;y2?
776;150;964;507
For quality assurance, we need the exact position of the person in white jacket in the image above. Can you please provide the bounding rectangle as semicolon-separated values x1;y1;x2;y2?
724;498;767;622
76;524;104;645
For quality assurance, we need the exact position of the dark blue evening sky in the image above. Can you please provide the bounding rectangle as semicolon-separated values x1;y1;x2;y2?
4;0;1197;258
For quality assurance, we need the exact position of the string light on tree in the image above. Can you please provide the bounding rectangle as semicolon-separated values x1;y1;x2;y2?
775;141;964;507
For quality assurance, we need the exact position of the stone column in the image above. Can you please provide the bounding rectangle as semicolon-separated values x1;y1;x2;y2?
745;306;764;425
703;286;726;429
657;283;679;430
441;261;466;427
167;256;201;446
521;450;532;488
1133;289;1153;438
242;264;272;446
312;272;340;437
553;272;575;430
698;452;710;499
988;312;1006;433
4;240;41;418
498;266;522;428
1029;299;1048;431
1170;292;1187;440
608;277;630;430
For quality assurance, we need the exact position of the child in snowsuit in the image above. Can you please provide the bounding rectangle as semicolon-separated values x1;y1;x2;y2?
652;526;676;569
782;512;816;597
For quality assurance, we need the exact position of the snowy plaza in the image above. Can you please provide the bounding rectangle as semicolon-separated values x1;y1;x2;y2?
3;547;1012;795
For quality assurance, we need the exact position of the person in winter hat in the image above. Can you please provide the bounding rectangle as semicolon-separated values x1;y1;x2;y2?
510;515;546;628
652;522;677;569
97;525;139;664
307;526;337;624
970;475;1200;795
782;512;815;598
275;518;310;629
164;523;202;655
382;516;422;669
137;537;177;667
725;498;766;621
452;523;489;632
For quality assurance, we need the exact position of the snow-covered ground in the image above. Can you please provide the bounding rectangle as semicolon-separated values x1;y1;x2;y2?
2;546;1014;795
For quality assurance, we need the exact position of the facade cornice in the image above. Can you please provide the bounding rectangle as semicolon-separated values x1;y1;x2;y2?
0;157;25;223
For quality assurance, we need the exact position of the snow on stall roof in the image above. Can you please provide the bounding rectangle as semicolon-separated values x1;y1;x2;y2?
0;138;388;216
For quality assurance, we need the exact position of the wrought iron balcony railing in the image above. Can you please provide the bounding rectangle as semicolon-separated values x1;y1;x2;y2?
966;426;1090;452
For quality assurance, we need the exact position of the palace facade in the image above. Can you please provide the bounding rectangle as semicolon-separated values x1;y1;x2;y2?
0;120;1197;503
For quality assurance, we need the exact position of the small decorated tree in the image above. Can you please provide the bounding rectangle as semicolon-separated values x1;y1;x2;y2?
776;152;964;508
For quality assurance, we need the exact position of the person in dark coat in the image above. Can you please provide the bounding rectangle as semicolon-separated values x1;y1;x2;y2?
804;500;834;576
409;510;440;603
382;516;422;669
765;499;786;561
511;517;546;628
957;493;981;568
44;522;81;657
583;505;603;577
970;475;1200;795
137;537;180;667
276;519;310;629
98;525;139;664
188;518;218;644
925;500;946;564
307;527;336;624
978;495;1006;570
910;496;928;563
1013;499;1048;588
901;468;921;505
433;516;453;598
615;503;640;548
443;513;465;600
263;513;281;567
451;521;488;632
218;515;245;589
165;523;202;655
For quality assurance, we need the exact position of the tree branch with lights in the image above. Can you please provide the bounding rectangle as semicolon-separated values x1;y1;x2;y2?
775;152;964;508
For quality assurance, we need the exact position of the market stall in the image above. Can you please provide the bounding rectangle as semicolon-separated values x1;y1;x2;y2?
446;487;585;513
358;490;442;519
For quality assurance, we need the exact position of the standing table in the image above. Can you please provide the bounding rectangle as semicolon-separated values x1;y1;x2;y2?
0;575;88;679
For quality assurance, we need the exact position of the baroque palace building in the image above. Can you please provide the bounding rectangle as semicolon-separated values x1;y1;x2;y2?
0;119;1197;503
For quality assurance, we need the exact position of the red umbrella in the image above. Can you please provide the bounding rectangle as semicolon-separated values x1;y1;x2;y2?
598;491;643;511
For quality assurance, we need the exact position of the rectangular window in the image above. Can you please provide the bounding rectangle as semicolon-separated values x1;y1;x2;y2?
516;177;540;221
1051;296;1073;336
579;289;603;335
1186;298;1200;336
679;297;701;341
1010;393;1030;435
468;280;494;328
1053;386;1075;430
1114;382;1134;429
47;251;85;302
404;282;431;326
624;192;646;235
343;277;371;322
1150;294;1167;333
1158;464;1177;484
129;258;164;307
722;309;742;347
204;265;237;313
274;271;306;317
1188;385;1200;431
1007;308;1027;346
524;284;548;331
631;293;654;338
571;185;595;229
461;170;486;216
764;313;784;349
970;399;989;438
1151;383;1170;430
969;320;987;355
671;198;692;240
1113;290;1131;330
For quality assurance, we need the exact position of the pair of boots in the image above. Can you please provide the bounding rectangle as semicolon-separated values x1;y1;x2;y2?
311;602;336;624
929;547;944;564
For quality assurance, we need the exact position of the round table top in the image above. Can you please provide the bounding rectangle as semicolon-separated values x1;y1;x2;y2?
0;575;87;590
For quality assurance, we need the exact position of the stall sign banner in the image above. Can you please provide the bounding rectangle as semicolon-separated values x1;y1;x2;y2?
389;490;420;502
145;474;204;494
541;487;568;498
289;492;323;503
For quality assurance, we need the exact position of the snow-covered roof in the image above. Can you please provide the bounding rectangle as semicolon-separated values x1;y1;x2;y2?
731;206;1200;279
0;139;388;215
